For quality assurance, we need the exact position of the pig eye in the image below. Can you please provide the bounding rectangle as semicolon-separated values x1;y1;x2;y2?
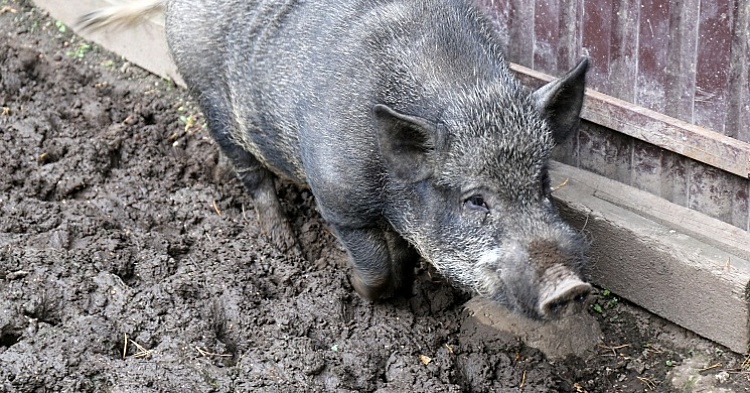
464;195;489;211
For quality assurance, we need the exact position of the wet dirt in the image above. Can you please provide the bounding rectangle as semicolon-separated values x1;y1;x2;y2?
1;1;749;392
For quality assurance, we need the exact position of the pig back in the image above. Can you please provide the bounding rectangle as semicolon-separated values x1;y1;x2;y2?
165;0;512;226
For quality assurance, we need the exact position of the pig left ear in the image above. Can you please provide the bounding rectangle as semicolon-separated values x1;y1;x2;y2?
374;104;437;182
531;57;589;144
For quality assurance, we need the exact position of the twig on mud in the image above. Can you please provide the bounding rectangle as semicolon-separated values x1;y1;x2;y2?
123;333;153;359
636;376;657;390
519;370;527;389
699;362;722;372
195;346;233;358
598;343;631;357
0;6;18;14
241;204;249;223
123;333;128;360
643;343;663;355
130;339;153;358
741;352;750;371
212;199;222;217
572;382;590;393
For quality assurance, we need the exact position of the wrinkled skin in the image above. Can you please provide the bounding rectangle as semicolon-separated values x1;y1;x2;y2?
81;0;591;320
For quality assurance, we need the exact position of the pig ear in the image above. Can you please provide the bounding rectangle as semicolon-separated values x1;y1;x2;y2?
374;104;436;181
531;57;589;144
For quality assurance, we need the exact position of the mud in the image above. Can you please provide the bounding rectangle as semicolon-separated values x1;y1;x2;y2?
1;1;748;392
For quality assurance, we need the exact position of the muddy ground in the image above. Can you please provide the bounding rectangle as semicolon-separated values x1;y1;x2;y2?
1;1;749;392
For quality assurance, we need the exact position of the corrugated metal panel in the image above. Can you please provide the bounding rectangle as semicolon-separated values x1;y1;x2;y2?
487;0;750;231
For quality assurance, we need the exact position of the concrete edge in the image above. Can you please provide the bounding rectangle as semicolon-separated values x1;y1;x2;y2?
551;161;750;354
32;0;183;86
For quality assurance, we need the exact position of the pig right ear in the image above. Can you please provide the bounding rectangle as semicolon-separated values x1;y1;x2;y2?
373;104;437;182
531;57;589;144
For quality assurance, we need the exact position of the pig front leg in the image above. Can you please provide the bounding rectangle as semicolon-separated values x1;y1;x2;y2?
333;226;416;300
383;229;418;296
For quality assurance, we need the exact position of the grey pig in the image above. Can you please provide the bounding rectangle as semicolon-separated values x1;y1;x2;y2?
80;0;591;320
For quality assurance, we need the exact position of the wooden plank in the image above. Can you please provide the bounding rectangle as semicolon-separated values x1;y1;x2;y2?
725;0;750;143
726;0;750;230
607;0;639;102
693;0;733;133
635;0;670;113
506;0;535;66
532;0;559;75
689;0;736;225
576;122;632;185
551;161;750;354
662;0;701;213
630;141;664;197
557;163;750;261
733;179;750;231
580;1;612;93
664;0;700;123
689;165;735;224
556;0;582;72
511;62;750;179
724;173;749;231
653;143;689;207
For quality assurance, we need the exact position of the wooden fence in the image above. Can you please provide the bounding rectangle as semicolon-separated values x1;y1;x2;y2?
482;0;750;231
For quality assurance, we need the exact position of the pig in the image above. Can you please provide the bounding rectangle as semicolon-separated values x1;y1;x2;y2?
80;0;591;320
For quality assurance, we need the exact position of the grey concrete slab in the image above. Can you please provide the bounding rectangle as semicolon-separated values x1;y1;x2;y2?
550;161;750;354
33;0;183;85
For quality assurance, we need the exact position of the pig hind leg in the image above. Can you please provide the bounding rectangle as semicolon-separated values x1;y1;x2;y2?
233;154;298;254
203;107;298;254
334;226;416;300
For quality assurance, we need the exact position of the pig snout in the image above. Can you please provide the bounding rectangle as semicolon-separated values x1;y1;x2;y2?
537;274;591;319
527;238;590;319
479;238;590;320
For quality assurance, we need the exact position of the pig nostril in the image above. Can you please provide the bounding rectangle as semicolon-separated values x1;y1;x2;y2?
539;281;591;318
549;300;567;314
574;292;588;304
